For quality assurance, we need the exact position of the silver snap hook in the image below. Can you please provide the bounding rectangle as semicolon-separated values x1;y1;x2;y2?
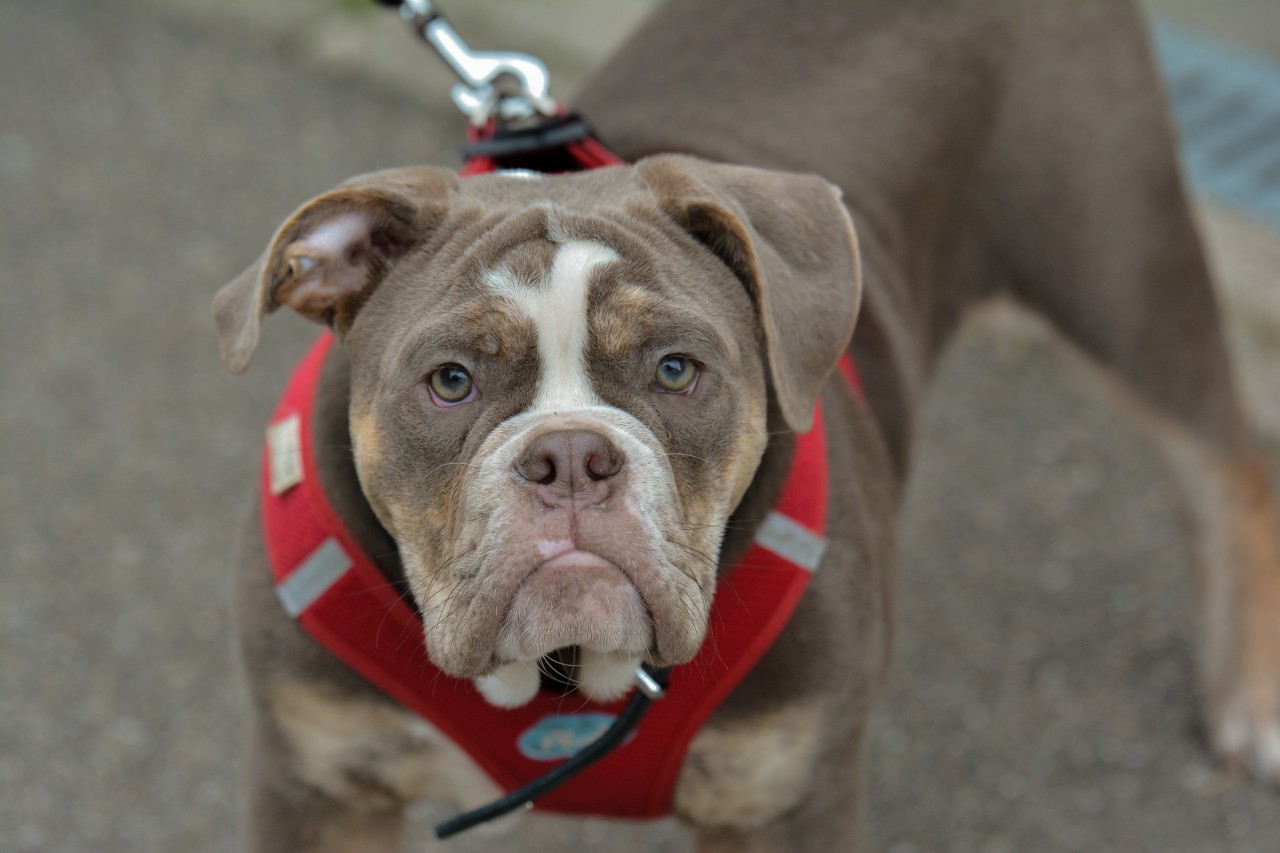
399;0;558;125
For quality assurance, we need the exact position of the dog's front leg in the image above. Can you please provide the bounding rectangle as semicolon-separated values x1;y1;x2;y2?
244;721;407;853
679;711;867;853
694;799;861;853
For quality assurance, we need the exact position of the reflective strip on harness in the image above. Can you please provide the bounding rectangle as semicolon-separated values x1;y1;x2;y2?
275;538;352;618
754;510;827;572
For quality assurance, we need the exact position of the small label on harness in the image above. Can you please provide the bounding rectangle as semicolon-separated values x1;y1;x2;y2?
267;414;304;495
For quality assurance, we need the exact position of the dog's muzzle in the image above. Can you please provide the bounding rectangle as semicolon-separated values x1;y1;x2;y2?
415;406;715;679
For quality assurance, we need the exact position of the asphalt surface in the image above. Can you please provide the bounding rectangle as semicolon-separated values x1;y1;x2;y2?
2;2;1279;851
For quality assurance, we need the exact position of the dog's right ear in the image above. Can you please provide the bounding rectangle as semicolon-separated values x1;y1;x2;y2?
636;155;860;433
213;167;457;373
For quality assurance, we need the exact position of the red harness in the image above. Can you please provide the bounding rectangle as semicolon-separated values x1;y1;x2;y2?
260;132;863;820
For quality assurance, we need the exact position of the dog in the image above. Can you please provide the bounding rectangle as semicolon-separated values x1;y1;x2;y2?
214;1;1280;849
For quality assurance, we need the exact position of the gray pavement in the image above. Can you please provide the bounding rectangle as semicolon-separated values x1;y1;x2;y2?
2;1;1279;851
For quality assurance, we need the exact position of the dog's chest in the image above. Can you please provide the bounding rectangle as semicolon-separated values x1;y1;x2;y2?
272;677;826;831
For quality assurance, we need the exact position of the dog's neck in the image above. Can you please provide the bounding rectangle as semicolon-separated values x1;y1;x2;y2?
309;341;799;603
721;402;797;570
312;344;408;596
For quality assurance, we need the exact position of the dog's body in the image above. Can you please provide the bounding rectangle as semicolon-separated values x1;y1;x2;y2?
218;2;1280;850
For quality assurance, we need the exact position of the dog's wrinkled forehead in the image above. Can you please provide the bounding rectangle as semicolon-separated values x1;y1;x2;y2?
483;239;621;409
348;185;749;412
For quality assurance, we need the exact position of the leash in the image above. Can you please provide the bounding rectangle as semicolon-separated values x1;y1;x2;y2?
376;0;624;175
435;666;670;839
372;1;642;837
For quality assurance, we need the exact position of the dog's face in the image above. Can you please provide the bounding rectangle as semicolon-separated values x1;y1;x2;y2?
216;156;859;705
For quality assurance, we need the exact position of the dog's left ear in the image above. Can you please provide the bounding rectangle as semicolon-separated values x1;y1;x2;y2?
213;167;457;374
637;155;861;432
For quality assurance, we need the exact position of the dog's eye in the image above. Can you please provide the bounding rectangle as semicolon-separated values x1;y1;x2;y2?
427;364;477;406
653;355;699;394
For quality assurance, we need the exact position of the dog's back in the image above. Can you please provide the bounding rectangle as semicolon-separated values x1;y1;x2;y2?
579;0;1221;468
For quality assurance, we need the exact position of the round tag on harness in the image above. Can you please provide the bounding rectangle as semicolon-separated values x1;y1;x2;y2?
517;713;619;762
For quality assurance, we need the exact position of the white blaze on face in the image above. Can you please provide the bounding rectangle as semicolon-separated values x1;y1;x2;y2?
486;240;619;410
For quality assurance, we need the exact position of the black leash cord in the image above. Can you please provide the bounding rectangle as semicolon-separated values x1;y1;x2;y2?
434;667;671;839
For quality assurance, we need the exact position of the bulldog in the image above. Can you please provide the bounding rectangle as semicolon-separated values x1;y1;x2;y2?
215;1;1280;850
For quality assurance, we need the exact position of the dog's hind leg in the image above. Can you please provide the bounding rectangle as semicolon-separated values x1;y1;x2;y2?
975;1;1280;784
1038;309;1280;785
1152;413;1280;783
1023;204;1280;790
1043;293;1280;787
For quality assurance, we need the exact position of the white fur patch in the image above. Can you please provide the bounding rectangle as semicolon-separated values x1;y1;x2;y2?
535;538;574;558
1258;725;1280;776
576;648;639;702
486;241;619;412
474;661;541;708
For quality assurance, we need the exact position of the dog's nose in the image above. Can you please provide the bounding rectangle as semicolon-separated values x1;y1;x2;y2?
516;429;623;505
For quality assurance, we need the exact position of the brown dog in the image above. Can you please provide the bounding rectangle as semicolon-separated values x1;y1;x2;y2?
215;1;1280;849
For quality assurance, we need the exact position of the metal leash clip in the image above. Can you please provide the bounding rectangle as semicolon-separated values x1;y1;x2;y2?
392;0;559;126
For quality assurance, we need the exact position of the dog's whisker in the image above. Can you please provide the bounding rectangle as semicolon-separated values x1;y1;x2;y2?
666;452;712;464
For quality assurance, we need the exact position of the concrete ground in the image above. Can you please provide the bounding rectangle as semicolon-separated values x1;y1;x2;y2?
2;1;1279;850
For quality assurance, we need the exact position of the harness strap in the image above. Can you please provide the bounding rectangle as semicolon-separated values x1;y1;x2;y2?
459;114;624;176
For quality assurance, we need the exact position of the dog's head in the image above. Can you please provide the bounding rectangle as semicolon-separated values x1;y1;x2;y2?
216;155;859;705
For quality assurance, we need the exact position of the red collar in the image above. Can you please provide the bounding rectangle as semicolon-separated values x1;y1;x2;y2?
261;332;857;818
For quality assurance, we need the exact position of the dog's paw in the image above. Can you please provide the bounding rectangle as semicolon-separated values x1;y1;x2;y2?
576;649;638;703
1204;551;1280;787
1206;606;1280;786
474;662;540;708
1187;452;1280;788
1210;673;1280;786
